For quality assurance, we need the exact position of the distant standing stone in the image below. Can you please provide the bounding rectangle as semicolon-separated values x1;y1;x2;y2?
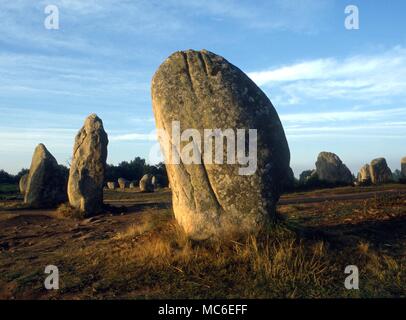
19;173;29;194
401;157;406;178
315;152;353;185
357;164;371;184
139;174;154;192
299;170;316;184
369;158;392;184
151;176;158;189
129;181;137;189
118;178;128;189
67;114;108;216
107;181;117;190
25;144;67;207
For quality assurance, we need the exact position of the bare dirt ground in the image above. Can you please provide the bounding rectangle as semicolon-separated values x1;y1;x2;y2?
1;185;405;299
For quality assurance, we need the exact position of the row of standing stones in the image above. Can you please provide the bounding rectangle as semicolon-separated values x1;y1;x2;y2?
357;158;405;185
299;152;406;186
20;114;108;214
106;175;162;192
16;49;406;240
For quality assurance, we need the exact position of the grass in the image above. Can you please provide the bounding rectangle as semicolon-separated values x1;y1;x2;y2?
48;216;337;298
0;187;405;299
55;203;85;219
2;211;405;299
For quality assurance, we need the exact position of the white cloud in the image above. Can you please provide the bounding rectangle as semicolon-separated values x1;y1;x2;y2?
279;107;406;140
248;47;406;104
109;132;157;142
0;52;150;99
280;107;406;123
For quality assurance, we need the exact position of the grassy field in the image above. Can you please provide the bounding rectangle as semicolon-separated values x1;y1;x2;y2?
0;185;405;299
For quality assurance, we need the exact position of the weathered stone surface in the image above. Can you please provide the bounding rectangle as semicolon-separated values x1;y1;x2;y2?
67;114;108;216
357;164;371;184
107;182;116;190
401;157;406;178
315;152;353;185
151;49;290;240
24;144;67;207
117;178;128;189
370;158;392;184
139;174;154;192
19;173;29;194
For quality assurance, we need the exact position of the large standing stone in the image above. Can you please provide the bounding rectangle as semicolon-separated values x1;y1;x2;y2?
401;157;406;178
139;174;154;192
24;144;67;207
315;152;353;185
19;173;29;194
151;49;290;240
370;158;392;184
67;114;108;216
357;164;371;184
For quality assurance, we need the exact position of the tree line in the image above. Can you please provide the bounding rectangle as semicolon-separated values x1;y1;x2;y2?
0;157;168;186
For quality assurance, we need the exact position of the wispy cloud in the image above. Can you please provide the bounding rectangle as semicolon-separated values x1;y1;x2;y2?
0;52;150;101
169;0;333;32
280;107;406;123
110;132;157;142
280;106;406;144
248;46;406;104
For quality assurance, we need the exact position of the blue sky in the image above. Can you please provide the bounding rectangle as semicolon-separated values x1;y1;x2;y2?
1;0;406;176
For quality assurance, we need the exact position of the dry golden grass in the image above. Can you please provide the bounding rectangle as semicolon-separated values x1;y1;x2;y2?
113;220;155;240
1;187;406;299
55;203;84;219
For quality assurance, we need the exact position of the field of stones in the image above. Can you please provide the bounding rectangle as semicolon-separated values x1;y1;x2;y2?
1;50;406;299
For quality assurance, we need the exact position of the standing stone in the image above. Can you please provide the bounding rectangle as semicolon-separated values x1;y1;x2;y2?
129;181;137;189
401;157;406;178
67;114;108;216
370;158;392;184
151;49;290;240
151;176;158;189
315;152;353;185
19;173;29;194
107;181;116;190
299;170;317;184
117;178;128;189
24;144;67;207
139;174;154;192
357;164;371;184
